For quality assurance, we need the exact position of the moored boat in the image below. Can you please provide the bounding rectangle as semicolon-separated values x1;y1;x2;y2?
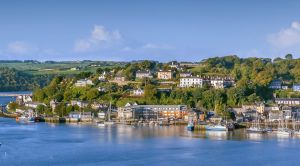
246;127;266;133
187;121;194;131
205;124;227;131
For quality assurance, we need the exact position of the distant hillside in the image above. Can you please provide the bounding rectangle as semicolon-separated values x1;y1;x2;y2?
0;67;53;91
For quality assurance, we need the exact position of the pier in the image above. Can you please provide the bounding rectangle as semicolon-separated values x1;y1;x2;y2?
0;93;32;97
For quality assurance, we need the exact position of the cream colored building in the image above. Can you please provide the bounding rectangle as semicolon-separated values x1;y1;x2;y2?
157;71;173;80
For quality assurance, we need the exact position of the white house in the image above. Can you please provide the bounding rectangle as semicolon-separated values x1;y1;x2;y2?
25;102;46;109
179;77;203;87
135;70;152;79
131;88;145;96
75;79;94;87
70;100;89;108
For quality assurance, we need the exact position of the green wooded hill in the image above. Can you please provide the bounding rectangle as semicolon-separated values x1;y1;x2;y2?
30;55;300;117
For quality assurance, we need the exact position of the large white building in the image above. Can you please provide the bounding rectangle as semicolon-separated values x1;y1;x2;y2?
135;70;152;79
75;79;94;87
179;77;203;87
179;76;234;89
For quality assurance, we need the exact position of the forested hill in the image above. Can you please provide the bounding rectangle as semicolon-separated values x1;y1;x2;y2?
0;67;53;91
194;55;300;85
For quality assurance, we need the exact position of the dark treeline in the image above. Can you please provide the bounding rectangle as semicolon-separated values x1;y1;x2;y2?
0;67;53;91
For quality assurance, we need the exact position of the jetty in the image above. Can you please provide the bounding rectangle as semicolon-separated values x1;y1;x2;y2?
0;93;32;97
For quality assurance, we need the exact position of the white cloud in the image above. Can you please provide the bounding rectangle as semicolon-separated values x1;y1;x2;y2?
267;21;300;49
74;25;122;52
6;41;38;55
142;43;173;49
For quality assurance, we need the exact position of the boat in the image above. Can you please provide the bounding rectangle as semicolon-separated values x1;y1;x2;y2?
28;117;35;123
247;127;266;133
274;118;292;136
187;121;194;131
246;113;266;133
97;122;105;127
103;101;115;125
205;124;227;131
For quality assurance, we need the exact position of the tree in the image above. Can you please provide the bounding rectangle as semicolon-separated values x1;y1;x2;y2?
96;68;104;74
36;104;46;115
86;88;99;100
285;54;293;60
7;102;18;111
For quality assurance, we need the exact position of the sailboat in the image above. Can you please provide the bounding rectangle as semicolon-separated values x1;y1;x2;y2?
104;101;115;125
247;112;266;133
274;117;292;136
205;123;227;131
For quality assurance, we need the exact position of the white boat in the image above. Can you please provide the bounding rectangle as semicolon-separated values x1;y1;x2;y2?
247;112;266;133
104;121;115;125
247;127;266;133
274;128;292;136
97;122;105;127
274;118;292;136
205;124;227;131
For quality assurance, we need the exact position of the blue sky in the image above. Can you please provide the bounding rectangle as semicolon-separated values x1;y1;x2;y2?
0;0;300;61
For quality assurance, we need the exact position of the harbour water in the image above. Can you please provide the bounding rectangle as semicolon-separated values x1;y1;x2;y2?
1;97;300;165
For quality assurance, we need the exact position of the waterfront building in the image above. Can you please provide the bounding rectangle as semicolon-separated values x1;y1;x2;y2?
269;80;282;89
293;83;300;92
16;95;32;105
98;112;106;119
118;103;187;121
50;100;58;113
135;70;152;79
275;98;300;105
75;79;94;87
157;70;173;80
68;112;92;121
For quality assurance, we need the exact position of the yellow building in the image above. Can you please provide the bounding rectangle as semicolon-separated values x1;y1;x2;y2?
157;71;173;80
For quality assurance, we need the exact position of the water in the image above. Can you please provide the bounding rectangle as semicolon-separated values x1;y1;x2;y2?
1;97;300;166
0;91;32;105
1;118;300;166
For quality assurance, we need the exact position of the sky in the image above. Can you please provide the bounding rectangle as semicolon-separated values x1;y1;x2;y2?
0;0;300;62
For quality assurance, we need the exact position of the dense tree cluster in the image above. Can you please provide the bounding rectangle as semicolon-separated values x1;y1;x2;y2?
0;67;53;91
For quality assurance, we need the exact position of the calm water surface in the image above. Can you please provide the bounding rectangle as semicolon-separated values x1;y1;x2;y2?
1;97;300;166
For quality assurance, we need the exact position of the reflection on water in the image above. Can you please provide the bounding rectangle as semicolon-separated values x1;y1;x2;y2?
2;118;300;166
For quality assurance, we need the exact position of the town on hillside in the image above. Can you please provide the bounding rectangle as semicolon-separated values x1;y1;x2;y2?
3;55;300;128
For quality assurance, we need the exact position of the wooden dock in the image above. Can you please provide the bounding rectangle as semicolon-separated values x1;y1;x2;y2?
0;93;32;97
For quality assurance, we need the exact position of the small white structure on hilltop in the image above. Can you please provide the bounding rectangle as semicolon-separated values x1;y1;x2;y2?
75;79;94;87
